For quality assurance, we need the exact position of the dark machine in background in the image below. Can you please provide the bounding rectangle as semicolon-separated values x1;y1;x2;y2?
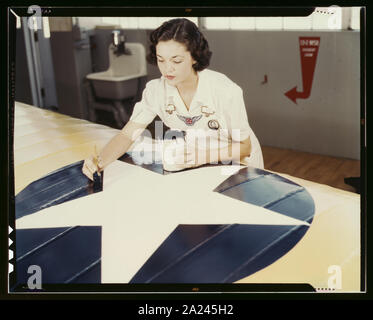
15;18;147;129
48;18;93;120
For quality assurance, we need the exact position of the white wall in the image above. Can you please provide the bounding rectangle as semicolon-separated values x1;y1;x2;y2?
205;30;361;160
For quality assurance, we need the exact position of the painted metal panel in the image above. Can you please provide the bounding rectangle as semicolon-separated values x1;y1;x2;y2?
13;226;101;290
15;161;103;219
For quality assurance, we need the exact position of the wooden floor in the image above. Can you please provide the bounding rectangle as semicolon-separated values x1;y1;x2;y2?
262;146;361;193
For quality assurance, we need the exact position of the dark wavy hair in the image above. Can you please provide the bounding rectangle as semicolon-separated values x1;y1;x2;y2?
147;18;212;72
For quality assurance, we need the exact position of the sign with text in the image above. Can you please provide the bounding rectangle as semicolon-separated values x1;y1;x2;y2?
285;37;321;104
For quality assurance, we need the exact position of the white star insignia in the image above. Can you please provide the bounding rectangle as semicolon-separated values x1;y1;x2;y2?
16;161;309;283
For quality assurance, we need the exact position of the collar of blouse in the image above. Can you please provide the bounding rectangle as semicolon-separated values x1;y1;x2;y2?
163;69;215;116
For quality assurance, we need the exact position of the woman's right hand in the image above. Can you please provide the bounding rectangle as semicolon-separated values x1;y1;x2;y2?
82;156;100;181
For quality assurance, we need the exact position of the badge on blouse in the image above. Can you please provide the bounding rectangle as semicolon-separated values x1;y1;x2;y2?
165;103;176;115
176;114;202;126
201;105;215;117
208;119;220;130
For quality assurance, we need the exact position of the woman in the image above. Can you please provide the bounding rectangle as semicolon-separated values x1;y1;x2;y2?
83;18;263;180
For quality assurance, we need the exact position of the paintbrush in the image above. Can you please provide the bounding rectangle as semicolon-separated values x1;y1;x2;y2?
92;144;104;193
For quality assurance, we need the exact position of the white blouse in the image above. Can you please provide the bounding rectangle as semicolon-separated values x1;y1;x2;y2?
130;68;264;169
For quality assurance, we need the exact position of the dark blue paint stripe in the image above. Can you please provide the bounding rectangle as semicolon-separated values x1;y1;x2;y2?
16;226;78;262
15;160;103;219
130;224;227;283
217;174;266;193
64;259;102;284
144;225;233;283
16;161;88;203
266;189;315;223
215;167;315;222
213;168;269;193
13;226;102;288
262;188;304;209
223;224;309;283
16;226;74;259
221;177;301;208
221;224;306;282
131;224;309;284
70;259;102;284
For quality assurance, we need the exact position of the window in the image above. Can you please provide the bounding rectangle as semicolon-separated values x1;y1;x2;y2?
255;17;283;30
203;7;361;31
94;17;198;29
230;17;255;30
283;16;313;30
76;8;361;31
350;7;361;30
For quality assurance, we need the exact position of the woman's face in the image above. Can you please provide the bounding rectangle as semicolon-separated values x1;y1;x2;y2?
155;40;197;86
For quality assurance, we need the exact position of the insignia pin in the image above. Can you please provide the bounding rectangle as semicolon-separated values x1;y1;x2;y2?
177;114;202;126
165;103;176;115
208;119;220;130
201;105;215;117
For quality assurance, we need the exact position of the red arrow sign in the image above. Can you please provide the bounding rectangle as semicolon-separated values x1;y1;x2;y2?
285;37;320;104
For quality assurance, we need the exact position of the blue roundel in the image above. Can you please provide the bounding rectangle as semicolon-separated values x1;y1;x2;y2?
13;162;315;286
130;166;315;283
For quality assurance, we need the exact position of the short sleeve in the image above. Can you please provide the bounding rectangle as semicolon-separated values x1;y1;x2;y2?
224;83;252;142
129;80;158;125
